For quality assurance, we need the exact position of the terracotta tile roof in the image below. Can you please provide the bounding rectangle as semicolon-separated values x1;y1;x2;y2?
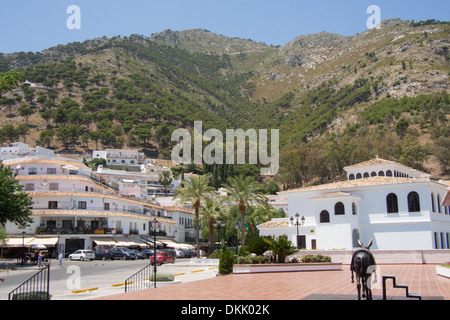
279;176;432;194
309;192;358;199
2;157;89;169
257;219;289;228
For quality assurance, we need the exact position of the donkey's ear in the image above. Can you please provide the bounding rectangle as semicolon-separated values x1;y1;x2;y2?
358;239;364;248
367;239;373;249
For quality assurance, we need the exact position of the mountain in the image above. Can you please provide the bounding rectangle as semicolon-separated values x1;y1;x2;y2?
0;19;449;185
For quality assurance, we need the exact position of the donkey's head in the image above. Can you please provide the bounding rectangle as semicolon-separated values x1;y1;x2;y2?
358;239;373;250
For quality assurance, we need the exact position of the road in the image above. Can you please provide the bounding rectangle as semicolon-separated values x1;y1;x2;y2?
0;258;218;300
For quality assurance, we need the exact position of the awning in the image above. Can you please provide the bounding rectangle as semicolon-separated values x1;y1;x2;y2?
4;237;34;247
159;239;195;249
92;237;117;246
27;237;59;246
115;237;147;247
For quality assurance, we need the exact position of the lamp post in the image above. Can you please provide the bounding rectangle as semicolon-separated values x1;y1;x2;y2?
151;218;159;288
290;213;303;249
213;220;225;252
21;231;26;265
235;220;240;256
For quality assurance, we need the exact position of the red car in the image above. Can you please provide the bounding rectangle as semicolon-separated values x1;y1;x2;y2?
150;252;175;265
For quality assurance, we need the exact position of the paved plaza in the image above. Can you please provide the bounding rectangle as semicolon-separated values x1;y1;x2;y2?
97;264;450;300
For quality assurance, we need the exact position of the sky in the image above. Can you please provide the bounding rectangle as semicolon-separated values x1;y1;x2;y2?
0;0;449;53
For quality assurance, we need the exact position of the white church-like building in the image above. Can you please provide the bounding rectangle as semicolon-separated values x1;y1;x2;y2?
258;158;450;251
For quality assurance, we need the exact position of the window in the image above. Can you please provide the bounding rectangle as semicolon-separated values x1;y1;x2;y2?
378;171;385;176
47;168;57;174
28;167;37;175
363;172;369;178
25;183;35;191
386;170;393;177
352;202;357;215
352;229;360;248
431;193;436;212
386;193;398;213
408;192;420;212
104;203;110;210
437;194;442;213
349;174;355;180
334;202;345;215
48;201;58;209
49;183;59;191
320;210;330;223
371;171;377;177
356;173;362;179
78;201;87;209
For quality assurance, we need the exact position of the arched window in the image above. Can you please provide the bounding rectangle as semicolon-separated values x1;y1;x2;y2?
356;173;362;179
352;229;360;248
352;202;357;215
437;194;442;213
371;171;377;177
431;193;436;213
320;210;330;223
386;170;393;177
378;171;385;176
386;193;398;213
407;192;420;212
335;202;345;215
363;172;369;178
349;174;355;180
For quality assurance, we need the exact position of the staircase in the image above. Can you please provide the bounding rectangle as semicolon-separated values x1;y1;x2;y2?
382;275;421;300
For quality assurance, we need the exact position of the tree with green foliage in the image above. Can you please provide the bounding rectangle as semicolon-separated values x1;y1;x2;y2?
264;234;298;263
174;175;215;256
218;243;234;274
222;175;266;248
0;164;33;226
0;70;23;98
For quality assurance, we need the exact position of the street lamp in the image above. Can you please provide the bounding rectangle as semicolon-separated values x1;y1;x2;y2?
151;218;160;288
213;220;225;251
290;213;301;249
235;220;240;256
21;231;26;265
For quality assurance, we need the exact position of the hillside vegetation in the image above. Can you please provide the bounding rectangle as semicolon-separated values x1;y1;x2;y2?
0;18;449;187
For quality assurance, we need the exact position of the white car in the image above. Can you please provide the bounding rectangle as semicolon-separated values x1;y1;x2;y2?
68;250;95;261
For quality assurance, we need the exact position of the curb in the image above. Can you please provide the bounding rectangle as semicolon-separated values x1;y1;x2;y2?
71;287;98;294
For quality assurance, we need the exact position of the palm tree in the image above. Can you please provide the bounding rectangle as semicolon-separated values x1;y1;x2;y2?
174;174;215;256
222;175;266;248
158;170;172;196
200;195;227;254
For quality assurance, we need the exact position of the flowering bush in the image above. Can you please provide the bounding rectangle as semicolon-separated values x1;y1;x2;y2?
299;254;332;263
441;261;450;268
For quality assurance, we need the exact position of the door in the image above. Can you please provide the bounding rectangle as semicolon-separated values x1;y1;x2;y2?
311;239;317;250
297;235;306;249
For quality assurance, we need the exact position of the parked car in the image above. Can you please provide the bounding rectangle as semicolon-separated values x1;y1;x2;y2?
132;250;146;259
94;249;121;260
68;250;95;261
150;251;175;265
140;249;154;258
175;250;185;258
110;247;136;260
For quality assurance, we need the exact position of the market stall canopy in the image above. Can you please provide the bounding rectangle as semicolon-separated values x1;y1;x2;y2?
115;237;147;247
4;237;34;247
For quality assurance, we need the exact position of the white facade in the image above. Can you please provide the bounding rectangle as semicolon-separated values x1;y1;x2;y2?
258;158;450;251
92;149;144;168
1;155;193;256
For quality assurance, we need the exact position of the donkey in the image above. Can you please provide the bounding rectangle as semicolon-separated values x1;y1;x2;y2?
350;239;377;300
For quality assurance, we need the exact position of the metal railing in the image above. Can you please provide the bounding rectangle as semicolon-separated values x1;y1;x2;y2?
8;265;51;300
124;264;154;293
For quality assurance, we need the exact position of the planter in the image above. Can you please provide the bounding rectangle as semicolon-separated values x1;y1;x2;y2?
436;265;450;279
233;262;342;274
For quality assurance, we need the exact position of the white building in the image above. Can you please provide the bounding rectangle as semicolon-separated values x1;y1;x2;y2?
258;158;450;251
92;149;145;169
1;155;193;257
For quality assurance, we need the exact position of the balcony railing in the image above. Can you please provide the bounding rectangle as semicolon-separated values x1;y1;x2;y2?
31;207;174;220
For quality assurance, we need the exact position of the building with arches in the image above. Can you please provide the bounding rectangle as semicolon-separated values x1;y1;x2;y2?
258;158;450;250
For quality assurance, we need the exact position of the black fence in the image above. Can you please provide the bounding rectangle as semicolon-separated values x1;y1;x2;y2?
8;265;51;300
124;264;154;293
